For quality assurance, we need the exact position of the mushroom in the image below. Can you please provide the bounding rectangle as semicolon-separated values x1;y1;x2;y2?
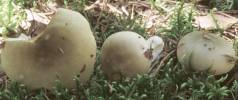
101;31;164;80
1;8;96;89
177;31;236;75
0;34;30;72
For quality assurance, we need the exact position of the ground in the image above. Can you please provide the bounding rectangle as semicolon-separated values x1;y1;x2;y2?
0;0;238;100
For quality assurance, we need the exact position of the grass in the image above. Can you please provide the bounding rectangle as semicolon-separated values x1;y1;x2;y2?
0;0;25;37
0;0;238;100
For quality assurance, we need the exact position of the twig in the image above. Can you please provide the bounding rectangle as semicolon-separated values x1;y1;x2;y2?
210;11;223;36
220;10;238;15
128;1;150;8
231;91;237;100
235;27;238;36
226;70;238;87
224;31;238;39
149;50;175;77
5;76;8;90
44;89;50;100
130;4;134;19
107;3;123;14
121;6;129;16
161;12;173;22
84;0;100;11
92;1;105;32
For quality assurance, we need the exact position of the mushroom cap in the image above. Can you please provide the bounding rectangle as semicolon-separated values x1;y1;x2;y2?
1;8;96;89
177;31;236;75
146;36;164;62
101;31;164;80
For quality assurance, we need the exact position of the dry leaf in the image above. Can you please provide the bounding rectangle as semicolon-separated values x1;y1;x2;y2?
20;10;50;37
195;12;238;30
25;10;50;25
28;21;47;37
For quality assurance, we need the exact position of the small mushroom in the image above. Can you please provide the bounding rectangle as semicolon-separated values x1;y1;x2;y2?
101;31;164;80
177;31;236;75
1;8;96;89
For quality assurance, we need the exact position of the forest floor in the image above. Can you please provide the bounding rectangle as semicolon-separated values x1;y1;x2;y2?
0;0;238;99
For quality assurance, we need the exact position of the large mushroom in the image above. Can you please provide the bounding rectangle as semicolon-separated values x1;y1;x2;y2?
101;31;164;80
1;8;96;89
177;31;236;75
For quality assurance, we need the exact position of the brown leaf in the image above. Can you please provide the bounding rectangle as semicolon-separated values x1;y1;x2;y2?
195;12;238;30
28;20;47;37
20;10;50;37
25;10;50;25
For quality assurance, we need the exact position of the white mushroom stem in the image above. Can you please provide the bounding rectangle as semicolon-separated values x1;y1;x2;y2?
146;36;164;63
145;36;164;74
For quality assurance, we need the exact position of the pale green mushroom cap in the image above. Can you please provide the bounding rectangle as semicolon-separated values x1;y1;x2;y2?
101;31;164;80
1;8;96;89
177;31;236;75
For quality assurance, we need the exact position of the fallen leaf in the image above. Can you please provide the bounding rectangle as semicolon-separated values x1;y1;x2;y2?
195;12;238;30
25;9;50;25
28;20;47;37
20;10;50;37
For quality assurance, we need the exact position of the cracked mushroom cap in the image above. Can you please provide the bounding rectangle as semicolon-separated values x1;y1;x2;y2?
177;31;236;75
1;8;96;89
101;31;164;80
